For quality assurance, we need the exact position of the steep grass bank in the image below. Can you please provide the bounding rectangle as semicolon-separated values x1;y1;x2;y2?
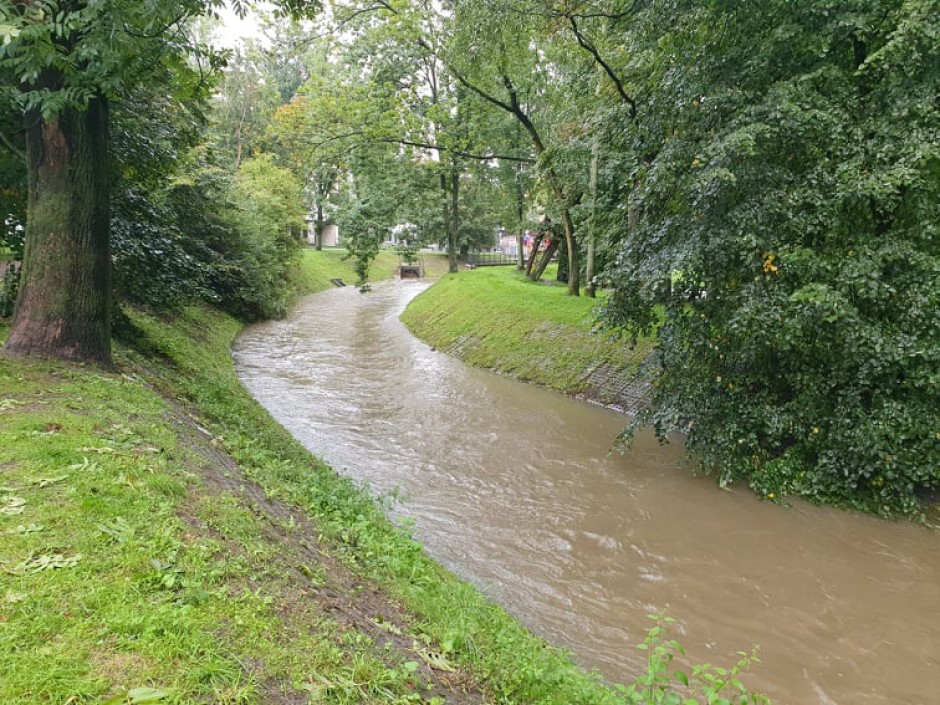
0;251;625;705
400;268;655;413
287;247;399;297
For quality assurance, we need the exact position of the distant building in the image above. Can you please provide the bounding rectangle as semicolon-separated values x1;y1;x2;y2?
497;229;519;257
321;223;339;247
307;222;339;247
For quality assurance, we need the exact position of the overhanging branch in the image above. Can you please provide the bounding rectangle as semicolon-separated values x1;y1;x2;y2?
567;13;637;118
382;137;534;163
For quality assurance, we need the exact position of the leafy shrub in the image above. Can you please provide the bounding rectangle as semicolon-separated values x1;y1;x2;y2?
111;189;212;309
620;615;769;705
604;1;940;515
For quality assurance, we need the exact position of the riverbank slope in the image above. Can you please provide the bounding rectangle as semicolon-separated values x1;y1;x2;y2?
400;268;655;414
0;250;623;704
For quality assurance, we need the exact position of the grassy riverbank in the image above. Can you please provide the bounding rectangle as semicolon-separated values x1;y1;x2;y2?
0;249;628;704
400;268;656;413
288;247;451;299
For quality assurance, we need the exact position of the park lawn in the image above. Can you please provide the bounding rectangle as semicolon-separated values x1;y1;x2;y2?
400;266;656;407
286;247;400;296
287;248;451;298
0;251;625;705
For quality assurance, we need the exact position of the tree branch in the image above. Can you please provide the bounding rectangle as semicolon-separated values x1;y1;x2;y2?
566;13;637;118
337;2;399;25
0;129;26;163
381;137;534;163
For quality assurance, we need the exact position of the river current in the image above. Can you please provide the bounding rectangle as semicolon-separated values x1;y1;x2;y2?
233;280;939;704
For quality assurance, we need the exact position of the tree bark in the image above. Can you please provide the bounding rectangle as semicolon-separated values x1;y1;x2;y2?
524;231;544;277
442;167;460;274
2;98;113;367
559;202;580;295
585;141;599;297
530;236;560;282
514;162;525;269
450;162;460;265
315;202;324;251
556;236;569;283
442;171;458;273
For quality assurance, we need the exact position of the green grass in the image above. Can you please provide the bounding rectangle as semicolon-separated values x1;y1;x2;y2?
287;248;451;300
0;252;627;705
0;252;767;704
286;247;399;297
400;267;656;405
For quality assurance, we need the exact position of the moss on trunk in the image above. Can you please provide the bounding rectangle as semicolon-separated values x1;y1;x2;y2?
2;97;112;367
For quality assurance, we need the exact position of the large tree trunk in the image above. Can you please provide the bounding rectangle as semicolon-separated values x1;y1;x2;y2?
2;98;112;367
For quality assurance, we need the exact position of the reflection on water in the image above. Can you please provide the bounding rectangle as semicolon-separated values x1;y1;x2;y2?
234;280;940;705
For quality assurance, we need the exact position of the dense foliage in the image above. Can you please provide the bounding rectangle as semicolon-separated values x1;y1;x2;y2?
0;6;312;323
600;0;940;514
109;84;306;320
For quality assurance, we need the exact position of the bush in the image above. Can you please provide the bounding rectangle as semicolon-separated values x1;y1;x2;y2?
603;1;940;515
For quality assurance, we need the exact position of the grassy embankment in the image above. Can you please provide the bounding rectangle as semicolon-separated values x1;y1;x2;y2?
401;267;655;413
0;248;628;704
289;248;452;296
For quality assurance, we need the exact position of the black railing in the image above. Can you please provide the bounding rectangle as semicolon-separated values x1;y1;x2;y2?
465;251;517;267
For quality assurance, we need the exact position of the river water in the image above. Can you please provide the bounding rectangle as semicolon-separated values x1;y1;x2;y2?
233;280;939;704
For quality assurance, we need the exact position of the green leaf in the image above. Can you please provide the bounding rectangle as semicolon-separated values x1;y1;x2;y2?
127;686;170;703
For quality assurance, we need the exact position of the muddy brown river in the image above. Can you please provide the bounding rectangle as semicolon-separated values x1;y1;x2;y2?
233;280;939;704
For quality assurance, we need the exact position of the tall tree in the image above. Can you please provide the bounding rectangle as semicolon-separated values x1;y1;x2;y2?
0;0;316;366
602;0;940;514
443;0;592;294
211;43;282;171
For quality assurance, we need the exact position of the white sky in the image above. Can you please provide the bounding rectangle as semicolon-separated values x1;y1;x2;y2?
212;2;273;48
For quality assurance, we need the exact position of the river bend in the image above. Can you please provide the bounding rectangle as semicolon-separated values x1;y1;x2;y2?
233;280;939;704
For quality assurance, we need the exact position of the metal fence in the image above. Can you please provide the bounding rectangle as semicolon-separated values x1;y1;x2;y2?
465;251;517;267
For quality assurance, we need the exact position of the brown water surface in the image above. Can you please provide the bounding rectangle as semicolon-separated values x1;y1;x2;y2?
233;280;939;704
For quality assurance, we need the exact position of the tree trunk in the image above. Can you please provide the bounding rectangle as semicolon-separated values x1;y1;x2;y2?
2;98;113;367
559;205;579;295
585;143;598;297
315;203;324;251
585;237;596;297
524;231;544;277
450;162;460;265
556;236;569;283
515;163;525;269
530;237;560;281
442;171;458;273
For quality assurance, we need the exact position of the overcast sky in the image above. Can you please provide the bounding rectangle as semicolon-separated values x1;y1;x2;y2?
213;2;271;48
